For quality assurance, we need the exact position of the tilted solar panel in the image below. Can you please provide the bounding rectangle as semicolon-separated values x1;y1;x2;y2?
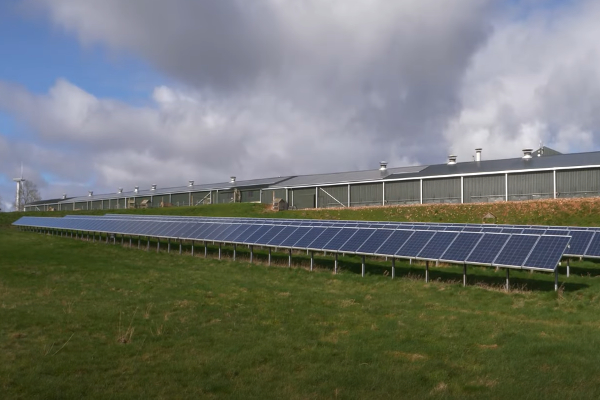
523;235;571;270
439;232;483;263
279;227;312;248
583;232;600;257
416;231;459;261
307;227;343;250
396;231;436;258
466;233;511;265
565;231;595;256
373;230;413;256
493;235;540;268
322;228;358;251
338;228;376;253
292;227;327;249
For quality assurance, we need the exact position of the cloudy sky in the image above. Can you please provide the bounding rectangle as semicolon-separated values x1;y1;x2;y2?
1;0;599;210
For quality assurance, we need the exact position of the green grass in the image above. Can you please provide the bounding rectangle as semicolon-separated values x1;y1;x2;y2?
3;227;600;399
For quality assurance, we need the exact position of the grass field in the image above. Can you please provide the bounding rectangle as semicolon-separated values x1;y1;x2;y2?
3;200;600;398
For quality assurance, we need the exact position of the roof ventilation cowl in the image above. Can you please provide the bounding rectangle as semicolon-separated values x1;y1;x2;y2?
188;180;194;187
88;191;93;197
475;148;482;162
62;193;67;200
134;186;139;194
118;188;123;194
379;161;387;171
522;148;533;160
447;155;457;165
230;176;236;183
151;184;157;191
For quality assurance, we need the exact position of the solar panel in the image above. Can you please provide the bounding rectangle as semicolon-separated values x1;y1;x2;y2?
292;227;327;249
466;233;511;265
584;232;600;257
439;232;483;263
565;231;595;256
493;235;540;268
373;230;414;256
230;225;261;242
416;231;459;261
523;235;571;270
254;226;286;245
307;227;343;250
338;229;376;253
279;227;312;248
243;226;275;245
322;228;358;251
267;226;300;247
396;231;436;258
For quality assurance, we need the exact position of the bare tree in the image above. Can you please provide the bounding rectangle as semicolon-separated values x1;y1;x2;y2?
14;180;41;211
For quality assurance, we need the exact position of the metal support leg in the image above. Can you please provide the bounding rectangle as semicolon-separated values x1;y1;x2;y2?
268;248;271;266
168;238;171;253
157;239;160;253
250;246;254;263
138;237;141;249
310;251;314;271
130;237;132;247
191;241;194;256
425;261;429;283
92;232;95;242
233;244;237;261
392;258;395;279
334;253;338;274
147;237;150;251
121;236;124;245
106;234;108;243
506;269;510;291
204;242;207;258
179;240;182;255
463;264;467;287
218;243;222;260
288;249;292;267
567;259;570;278
361;256;365;277
555;268;559;292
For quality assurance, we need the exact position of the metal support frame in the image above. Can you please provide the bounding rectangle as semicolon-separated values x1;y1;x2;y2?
334;253;338;274
168;238;171;253
204;242;207;258
319;187;346;208
361;255;365;277
505;173;509;201
147;237;150;251
567;259;570;277
463;264;467;287
425;261;430;282
233;244;237;261
129;237;132;247
506;269;510;291
179;240;182;255
555;268;559;292
310;251;314;271
191;241;195;256
268;248;271;266
553;170;557;199
392;258;395;279
157;238;160;253
288;249;292;267
250;246;254;263
218;243;222;259
138;237;141;249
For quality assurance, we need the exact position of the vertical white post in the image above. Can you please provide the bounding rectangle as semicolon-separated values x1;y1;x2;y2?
425;261;429;282
250;246;254;263
167;238;171;253
191;241;194;256
347;184;351;207
463;264;467;287
506;269;510;291
382;181;385;206
420;179;423;204
555;268;559;292
553;170;557;199
361;255;365;277
567;259;570;277
268;248;271;265
233;244;237;260
310;251;314;271
179;240;182;255
391;258;395;279
334;253;338;274
460;176;464;203
505;173;509;201
288;249;292;267
204;242;208;258
218;243;222;259
315;187;319;208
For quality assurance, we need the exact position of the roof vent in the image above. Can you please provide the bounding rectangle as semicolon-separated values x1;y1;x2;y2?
447;155;457;165
379;161;387;171
475;148;482;162
151;184;157;191
118;188;123;194
230;176;236;183
88;191;93;197
188;180;194;187
62;193;67;200
134;186;139;194
522;148;533;160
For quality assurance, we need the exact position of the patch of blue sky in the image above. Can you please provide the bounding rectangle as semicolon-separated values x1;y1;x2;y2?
505;0;581;20
0;2;170;105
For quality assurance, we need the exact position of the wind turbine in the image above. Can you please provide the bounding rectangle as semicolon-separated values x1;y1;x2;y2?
13;163;25;212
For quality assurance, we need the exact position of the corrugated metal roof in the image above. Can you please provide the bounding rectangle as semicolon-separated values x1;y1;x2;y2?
60;176;293;203
386;151;600;180
26;197;73;206
269;165;427;187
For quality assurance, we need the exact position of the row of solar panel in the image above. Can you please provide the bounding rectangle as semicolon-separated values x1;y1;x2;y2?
13;216;570;271
61;215;593;258
98;214;598;231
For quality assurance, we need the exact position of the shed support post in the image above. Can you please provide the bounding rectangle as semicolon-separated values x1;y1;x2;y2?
315;187;318;208
420;179;423;204
505;173;509;201
392;258;395;279
347;184;351;207
288;249;292;267
506;269;510;291
382;181;385;206
460;176;464;203
121;235;124;245
334;253;338;274
92;232;95;242
310;251;314;271
361;255;365;277
425;261;429;283
463;264;467;287
555;268;559;292
553;170;557;199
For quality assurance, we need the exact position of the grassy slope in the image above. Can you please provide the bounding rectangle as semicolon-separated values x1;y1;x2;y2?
3;199;600;398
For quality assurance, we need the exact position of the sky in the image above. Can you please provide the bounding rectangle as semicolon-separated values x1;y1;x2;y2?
1;0;599;211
